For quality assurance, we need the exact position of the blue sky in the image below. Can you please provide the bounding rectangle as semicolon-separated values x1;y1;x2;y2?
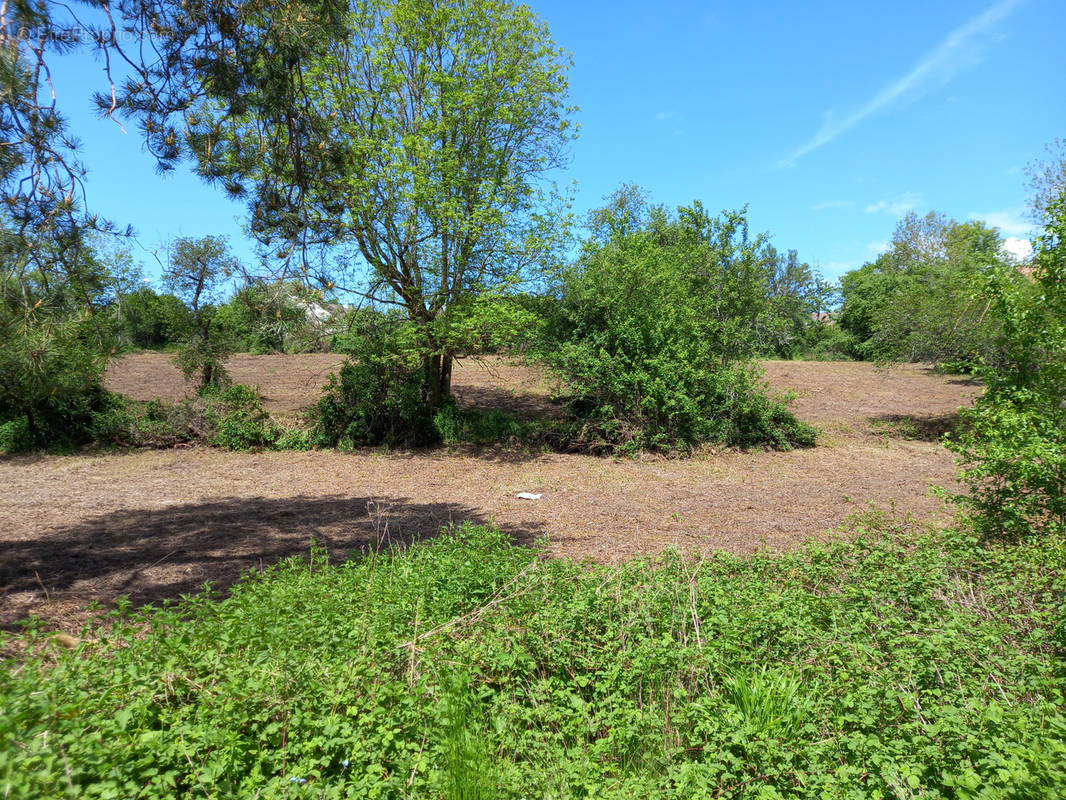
50;0;1065;283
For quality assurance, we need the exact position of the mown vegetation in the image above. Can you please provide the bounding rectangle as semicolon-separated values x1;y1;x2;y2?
3;517;1065;799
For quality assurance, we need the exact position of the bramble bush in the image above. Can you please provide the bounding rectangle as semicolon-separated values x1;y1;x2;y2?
946;193;1066;537
2;516;1065;798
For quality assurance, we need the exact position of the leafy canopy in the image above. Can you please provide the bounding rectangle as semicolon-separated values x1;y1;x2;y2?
838;211;1018;367
145;0;575;410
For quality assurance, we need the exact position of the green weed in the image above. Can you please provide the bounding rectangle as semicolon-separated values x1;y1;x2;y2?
2;517;1064;798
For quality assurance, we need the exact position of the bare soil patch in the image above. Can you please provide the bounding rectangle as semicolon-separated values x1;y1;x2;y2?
103;351;564;421
3;355;979;632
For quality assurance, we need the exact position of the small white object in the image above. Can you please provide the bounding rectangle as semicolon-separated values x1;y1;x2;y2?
515;492;542;501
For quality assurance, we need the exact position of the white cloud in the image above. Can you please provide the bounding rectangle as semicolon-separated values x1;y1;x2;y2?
778;0;1021;166
654;111;677;121
864;191;923;216
968;207;1033;237
866;241;890;255
811;200;852;211
1002;236;1033;261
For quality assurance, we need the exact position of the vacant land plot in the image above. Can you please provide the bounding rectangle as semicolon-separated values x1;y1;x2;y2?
1;355;979;630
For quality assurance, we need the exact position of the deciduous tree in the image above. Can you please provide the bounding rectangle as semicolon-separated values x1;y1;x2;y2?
163;235;238;389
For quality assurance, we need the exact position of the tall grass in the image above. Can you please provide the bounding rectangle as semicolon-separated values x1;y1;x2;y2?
2;515;1064;798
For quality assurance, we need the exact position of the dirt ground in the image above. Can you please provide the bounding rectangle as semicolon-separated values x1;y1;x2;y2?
1;355;980;632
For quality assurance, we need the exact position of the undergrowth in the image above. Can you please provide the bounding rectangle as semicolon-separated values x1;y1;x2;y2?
87;384;310;453
2;514;1064;798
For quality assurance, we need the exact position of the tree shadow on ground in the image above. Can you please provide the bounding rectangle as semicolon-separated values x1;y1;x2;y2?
867;412;963;442
0;494;545;630
453;384;565;422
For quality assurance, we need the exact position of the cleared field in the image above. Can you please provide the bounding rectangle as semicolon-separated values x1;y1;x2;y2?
1;354;980;630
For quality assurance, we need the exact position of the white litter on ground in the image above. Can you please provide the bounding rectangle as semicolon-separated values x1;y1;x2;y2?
515;492;542;500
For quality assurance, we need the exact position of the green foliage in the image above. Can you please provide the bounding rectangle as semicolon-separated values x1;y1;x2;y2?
91;396;210;449
166;0;575;409
208;385;280;451
3;517;1065;798
273;426;314;451
0;219;124;451
214;281;330;354
313;322;439;448
0;309;116;451
946;194;1066;538
542;192;817;453
764;247;840;359
163;236;239;390
93;384;287;452
839;212;1017;367
432;402;538;446
173;317;235;391
803;322;860;361
114;286;193;350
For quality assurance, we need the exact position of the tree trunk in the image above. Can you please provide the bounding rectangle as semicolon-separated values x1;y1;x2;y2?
24;408;38;439
440;353;453;398
424;352;454;411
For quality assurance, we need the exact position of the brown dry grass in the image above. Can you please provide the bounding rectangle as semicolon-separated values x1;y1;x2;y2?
1;354;980;632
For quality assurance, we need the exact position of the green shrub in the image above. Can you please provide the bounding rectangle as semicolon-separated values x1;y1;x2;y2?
213;281;324;354
203;385;279;451
837;212;1022;369
0;416;32;453
96;396;213;448
273;426;314;451
115;287;193;350
211;409;278;450
0;306;116;452
313;323;438;448
803;322;860;361
174;319;234;392
432;401;533;446
543;205;816;453
90;384;282;451
946;194;1066;538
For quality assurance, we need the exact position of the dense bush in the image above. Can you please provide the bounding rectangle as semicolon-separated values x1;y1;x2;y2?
214;281;333;354
313;322;440;448
0;220;123;451
113;286;193;350
0;305;117;452
542;197;816;453
207;384;281;450
946;194;1066;537
432;402;539;446
3;517;1064;798
838;213;1020;368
